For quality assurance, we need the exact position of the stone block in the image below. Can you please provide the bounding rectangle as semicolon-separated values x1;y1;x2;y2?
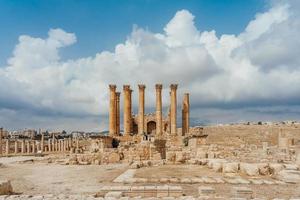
157;185;169;197
232;187;253;199
240;163;259;176
198;186;215;196
105;191;123;198
168;186;182;197
223;162;239;173
0;179;13;195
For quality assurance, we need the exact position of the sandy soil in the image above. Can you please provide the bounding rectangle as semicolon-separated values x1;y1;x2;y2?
0;156;128;195
1;157;300;199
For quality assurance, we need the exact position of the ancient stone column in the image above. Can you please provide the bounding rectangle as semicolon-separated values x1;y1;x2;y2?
55;139;58;151
155;84;163;136
5;140;9;155
47;139;51;152
109;84;117;137
182;93;190;136
14;140;18;154
0;128;3;155
170;84;178;135
21;140;25;154
41;133;44;153
27;141;30;154
123;85;132;136
32;141;36;153
138;84;146;135
116;92;121;135
76;138;79;152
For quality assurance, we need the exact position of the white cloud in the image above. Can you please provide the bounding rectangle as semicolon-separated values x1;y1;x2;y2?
1;1;300;131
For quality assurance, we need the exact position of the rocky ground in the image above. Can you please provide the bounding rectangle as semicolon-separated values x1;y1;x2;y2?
1;156;300;199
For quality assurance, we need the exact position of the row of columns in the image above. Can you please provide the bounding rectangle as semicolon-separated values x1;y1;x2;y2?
0;137;79;156
109;84;189;137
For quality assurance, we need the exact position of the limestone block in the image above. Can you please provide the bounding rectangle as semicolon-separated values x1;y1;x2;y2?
258;163;270;175
105;191;123;198
0;179;13;195
168;186;182;197
157;185;169;198
223;162;239;173
284;164;299;170
180;178;192;184
269;163;284;175
108;152;120;163
198;186;215;196
202;177;217;184
276;169;300;184
208;159;227;172
249;179;264;185
240;163;259;176
232;186;253;199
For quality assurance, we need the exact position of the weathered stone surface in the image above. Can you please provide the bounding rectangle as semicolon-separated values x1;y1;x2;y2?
223;162;239;173
276;169;300;184
240;163;259;176
0;179;13;195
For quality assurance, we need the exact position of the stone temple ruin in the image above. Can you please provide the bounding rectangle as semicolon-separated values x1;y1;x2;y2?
1;84;300;199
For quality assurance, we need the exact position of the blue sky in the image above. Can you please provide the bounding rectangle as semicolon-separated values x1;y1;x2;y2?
0;0;266;66
1;0;300;132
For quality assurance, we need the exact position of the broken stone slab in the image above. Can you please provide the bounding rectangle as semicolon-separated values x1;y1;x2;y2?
198;186;215;196
223;162;239;173
240;163;259;176
105;191;123;198
232;186;253;198
249;179;264;185
180;178;192;184
202;177;217;184
0;179;13;195
276;169;300;184
113;169;136;183
269;163;284;175
284;164;299;170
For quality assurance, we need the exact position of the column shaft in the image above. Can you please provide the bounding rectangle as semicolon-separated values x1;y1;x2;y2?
170;84;178;135
138;85;146;135
155;84;163;136
5;140;9;155
0;128;2;155
109;84;117;137
41;133;44;153
123;85;131;136
14;140;18;154
116;92;121;135
21;140;25;154
182;93;190;136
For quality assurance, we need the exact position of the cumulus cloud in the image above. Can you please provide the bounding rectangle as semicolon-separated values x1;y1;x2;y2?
1;0;300;131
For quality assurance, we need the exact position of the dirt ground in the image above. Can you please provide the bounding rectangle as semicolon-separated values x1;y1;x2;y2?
0;156;128;195
1;157;300;199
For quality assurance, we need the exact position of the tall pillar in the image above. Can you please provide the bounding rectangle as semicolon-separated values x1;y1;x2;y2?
109;84;117;137
21;140;25;154
138;84;146;135
14;140;18;154
27;141;30;154
41;133;44;153
116;92;121;135
0;128;3;155
170;84;178;136
48;139;51;152
123;85;131;136
155;84;163;136
182;93;190;136
5;140;9;155
32;141;35;153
